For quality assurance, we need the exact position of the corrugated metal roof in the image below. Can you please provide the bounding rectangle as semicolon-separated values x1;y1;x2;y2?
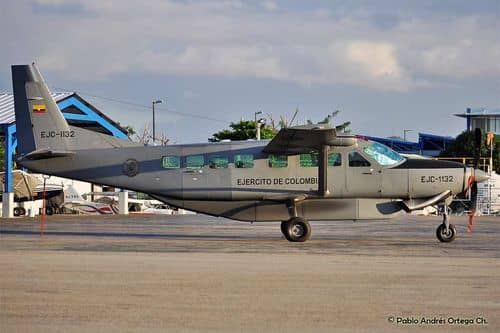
455;107;500;118
0;92;73;125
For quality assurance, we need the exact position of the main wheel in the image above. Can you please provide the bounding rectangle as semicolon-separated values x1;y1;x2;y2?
280;221;289;239
436;223;456;243
13;207;21;217
282;217;312;242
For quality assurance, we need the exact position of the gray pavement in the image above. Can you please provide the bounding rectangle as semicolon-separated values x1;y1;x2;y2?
1;214;499;257
1;214;500;332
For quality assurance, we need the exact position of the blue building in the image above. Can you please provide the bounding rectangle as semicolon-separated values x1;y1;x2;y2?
367;133;453;157
0;92;128;217
455;107;500;135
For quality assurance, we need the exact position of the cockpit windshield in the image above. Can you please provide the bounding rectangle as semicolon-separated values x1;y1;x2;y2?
362;142;405;166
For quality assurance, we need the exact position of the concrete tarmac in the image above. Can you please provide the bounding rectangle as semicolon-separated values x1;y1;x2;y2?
1;214;499;332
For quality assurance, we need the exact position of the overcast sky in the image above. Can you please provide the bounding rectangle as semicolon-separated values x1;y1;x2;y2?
1;0;499;143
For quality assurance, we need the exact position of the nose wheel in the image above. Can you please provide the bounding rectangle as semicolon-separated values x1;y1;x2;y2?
281;217;311;242
436;205;456;242
436;223;456;242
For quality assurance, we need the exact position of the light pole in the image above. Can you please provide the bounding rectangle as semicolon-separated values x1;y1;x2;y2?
256;118;266;140
152;100;163;144
403;129;412;141
254;111;262;139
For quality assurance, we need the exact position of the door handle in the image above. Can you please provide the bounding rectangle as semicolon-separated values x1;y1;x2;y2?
362;168;374;175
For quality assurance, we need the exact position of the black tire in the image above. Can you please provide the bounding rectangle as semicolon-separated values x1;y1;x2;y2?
280;220;290;239
13;207;21;217
436;223;456;243
282;217;312;242
18;207;26;216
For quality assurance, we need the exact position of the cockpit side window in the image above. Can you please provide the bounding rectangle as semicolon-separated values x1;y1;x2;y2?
348;152;371;167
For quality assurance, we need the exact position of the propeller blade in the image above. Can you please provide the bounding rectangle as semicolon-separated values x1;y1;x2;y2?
467;181;478;233
465;175;474;195
473;128;482;169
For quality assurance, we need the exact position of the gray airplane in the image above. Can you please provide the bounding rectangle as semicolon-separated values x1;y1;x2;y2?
12;63;489;242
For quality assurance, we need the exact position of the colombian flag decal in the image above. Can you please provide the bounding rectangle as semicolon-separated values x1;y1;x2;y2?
32;104;46;114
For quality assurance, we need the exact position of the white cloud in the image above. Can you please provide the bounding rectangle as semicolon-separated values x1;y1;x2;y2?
2;0;499;91
261;1;278;12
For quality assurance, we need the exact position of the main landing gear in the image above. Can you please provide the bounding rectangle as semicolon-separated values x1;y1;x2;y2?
280;199;311;242
281;217;311;242
436;204;456;243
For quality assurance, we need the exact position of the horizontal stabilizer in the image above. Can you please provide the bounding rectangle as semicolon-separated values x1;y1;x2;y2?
22;149;75;160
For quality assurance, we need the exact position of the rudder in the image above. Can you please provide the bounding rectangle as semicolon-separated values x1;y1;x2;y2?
12;63;72;156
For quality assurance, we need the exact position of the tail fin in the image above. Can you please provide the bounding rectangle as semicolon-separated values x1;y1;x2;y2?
63;184;85;202
12;63;72;157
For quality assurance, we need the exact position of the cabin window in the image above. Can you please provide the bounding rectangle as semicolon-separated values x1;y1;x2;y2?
185;155;204;169
268;155;288;168
299;152;342;167
299;153;318;167
234;154;254;168
161;156;180;169
208;155;229;169
348;152;371;167
328;153;342;166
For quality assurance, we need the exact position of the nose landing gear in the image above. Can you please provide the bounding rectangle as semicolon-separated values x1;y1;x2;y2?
436;204;456;243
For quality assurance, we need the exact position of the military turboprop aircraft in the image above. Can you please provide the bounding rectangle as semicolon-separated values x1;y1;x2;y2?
12;63;489;242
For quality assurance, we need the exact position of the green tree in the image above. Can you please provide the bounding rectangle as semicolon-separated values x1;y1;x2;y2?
209;120;276;142
440;130;500;173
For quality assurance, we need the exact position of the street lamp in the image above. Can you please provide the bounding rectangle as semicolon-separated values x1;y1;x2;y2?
256;118;266;140
152;100;163;144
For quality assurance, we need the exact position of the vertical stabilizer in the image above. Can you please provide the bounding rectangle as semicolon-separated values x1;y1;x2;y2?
12;63;71;156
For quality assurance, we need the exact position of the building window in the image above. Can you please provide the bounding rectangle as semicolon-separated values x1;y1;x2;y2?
348;152;371;167
208;155;229;169
234;154;254;168
299;153;318;167
161;156;180;169
185;155;204;169
268;155;288;168
328;153;342;166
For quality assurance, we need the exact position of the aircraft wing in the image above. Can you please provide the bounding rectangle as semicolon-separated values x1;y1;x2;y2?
263;124;355;155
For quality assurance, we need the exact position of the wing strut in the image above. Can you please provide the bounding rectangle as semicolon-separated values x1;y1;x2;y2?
318;145;329;197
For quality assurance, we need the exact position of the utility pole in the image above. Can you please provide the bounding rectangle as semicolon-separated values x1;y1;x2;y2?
152;100;163;144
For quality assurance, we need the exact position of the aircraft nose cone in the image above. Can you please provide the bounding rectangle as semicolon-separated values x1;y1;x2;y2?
474;169;490;183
